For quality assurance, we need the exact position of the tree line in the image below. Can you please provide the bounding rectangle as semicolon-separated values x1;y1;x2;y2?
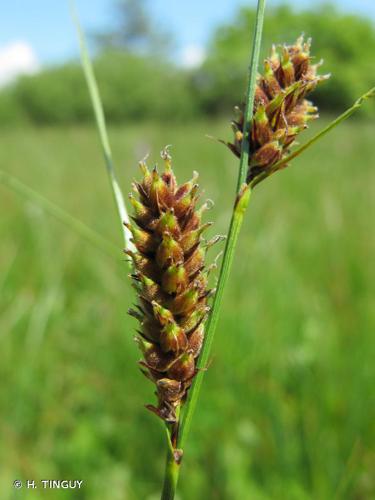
0;3;374;125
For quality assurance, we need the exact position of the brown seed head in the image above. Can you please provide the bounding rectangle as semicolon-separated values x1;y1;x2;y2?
226;36;329;183
128;149;217;423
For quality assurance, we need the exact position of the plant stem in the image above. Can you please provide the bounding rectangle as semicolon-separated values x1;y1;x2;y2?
237;0;267;188
178;186;251;450
161;408;182;499
178;0;266;451
0;169;118;259
161;446;181;500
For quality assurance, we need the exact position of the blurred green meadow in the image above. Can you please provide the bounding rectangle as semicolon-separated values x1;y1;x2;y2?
0;117;374;499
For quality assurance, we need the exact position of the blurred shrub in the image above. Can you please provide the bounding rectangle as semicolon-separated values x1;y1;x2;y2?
0;3;373;125
92;52;197;121
193;3;375;115
0;51;197;125
12;62;90;124
0;88;26;125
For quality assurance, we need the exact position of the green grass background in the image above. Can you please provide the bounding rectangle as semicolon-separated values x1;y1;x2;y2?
0;119;374;499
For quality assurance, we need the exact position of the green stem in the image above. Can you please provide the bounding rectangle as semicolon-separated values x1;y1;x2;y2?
237;0;266;188
0;169;118;259
178;0;266;450
178;186;251;450
161;407;182;499
161;446;181;500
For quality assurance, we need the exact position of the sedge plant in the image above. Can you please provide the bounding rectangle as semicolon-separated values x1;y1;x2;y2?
0;11;371;495
70;0;375;498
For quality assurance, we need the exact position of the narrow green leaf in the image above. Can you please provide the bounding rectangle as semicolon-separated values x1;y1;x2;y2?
0;169;118;259
70;1;135;258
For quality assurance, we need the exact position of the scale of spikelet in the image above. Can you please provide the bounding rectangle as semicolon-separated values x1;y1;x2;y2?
125;148;216;424
226;36;330;182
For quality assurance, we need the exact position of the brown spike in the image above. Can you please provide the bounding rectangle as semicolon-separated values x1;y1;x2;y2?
224;37;329;183
127;154;217;424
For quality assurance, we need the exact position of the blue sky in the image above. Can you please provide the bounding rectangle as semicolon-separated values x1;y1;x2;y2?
0;0;374;72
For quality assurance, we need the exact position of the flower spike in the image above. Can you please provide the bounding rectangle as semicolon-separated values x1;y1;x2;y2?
128;148;218;423
225;36;330;183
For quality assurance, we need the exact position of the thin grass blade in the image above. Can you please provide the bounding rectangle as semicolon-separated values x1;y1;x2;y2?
0;169;118;258
70;1;134;258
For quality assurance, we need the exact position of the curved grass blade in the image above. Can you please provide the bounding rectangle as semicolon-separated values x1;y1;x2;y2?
70;1;135;260
0;169;118;259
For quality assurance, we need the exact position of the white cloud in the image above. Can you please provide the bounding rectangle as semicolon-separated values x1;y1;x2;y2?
0;41;40;87
180;44;206;69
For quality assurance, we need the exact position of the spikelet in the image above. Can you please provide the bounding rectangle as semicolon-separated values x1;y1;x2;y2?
126;148;215;424
226;36;330;182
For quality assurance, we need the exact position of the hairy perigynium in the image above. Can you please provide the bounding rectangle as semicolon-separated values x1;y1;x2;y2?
227;36;330;183
126;149;217;425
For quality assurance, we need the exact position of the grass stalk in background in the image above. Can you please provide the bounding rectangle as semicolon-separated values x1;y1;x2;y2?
70;2;134;261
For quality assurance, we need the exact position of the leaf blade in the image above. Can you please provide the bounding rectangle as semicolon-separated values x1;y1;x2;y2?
70;1;135;257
